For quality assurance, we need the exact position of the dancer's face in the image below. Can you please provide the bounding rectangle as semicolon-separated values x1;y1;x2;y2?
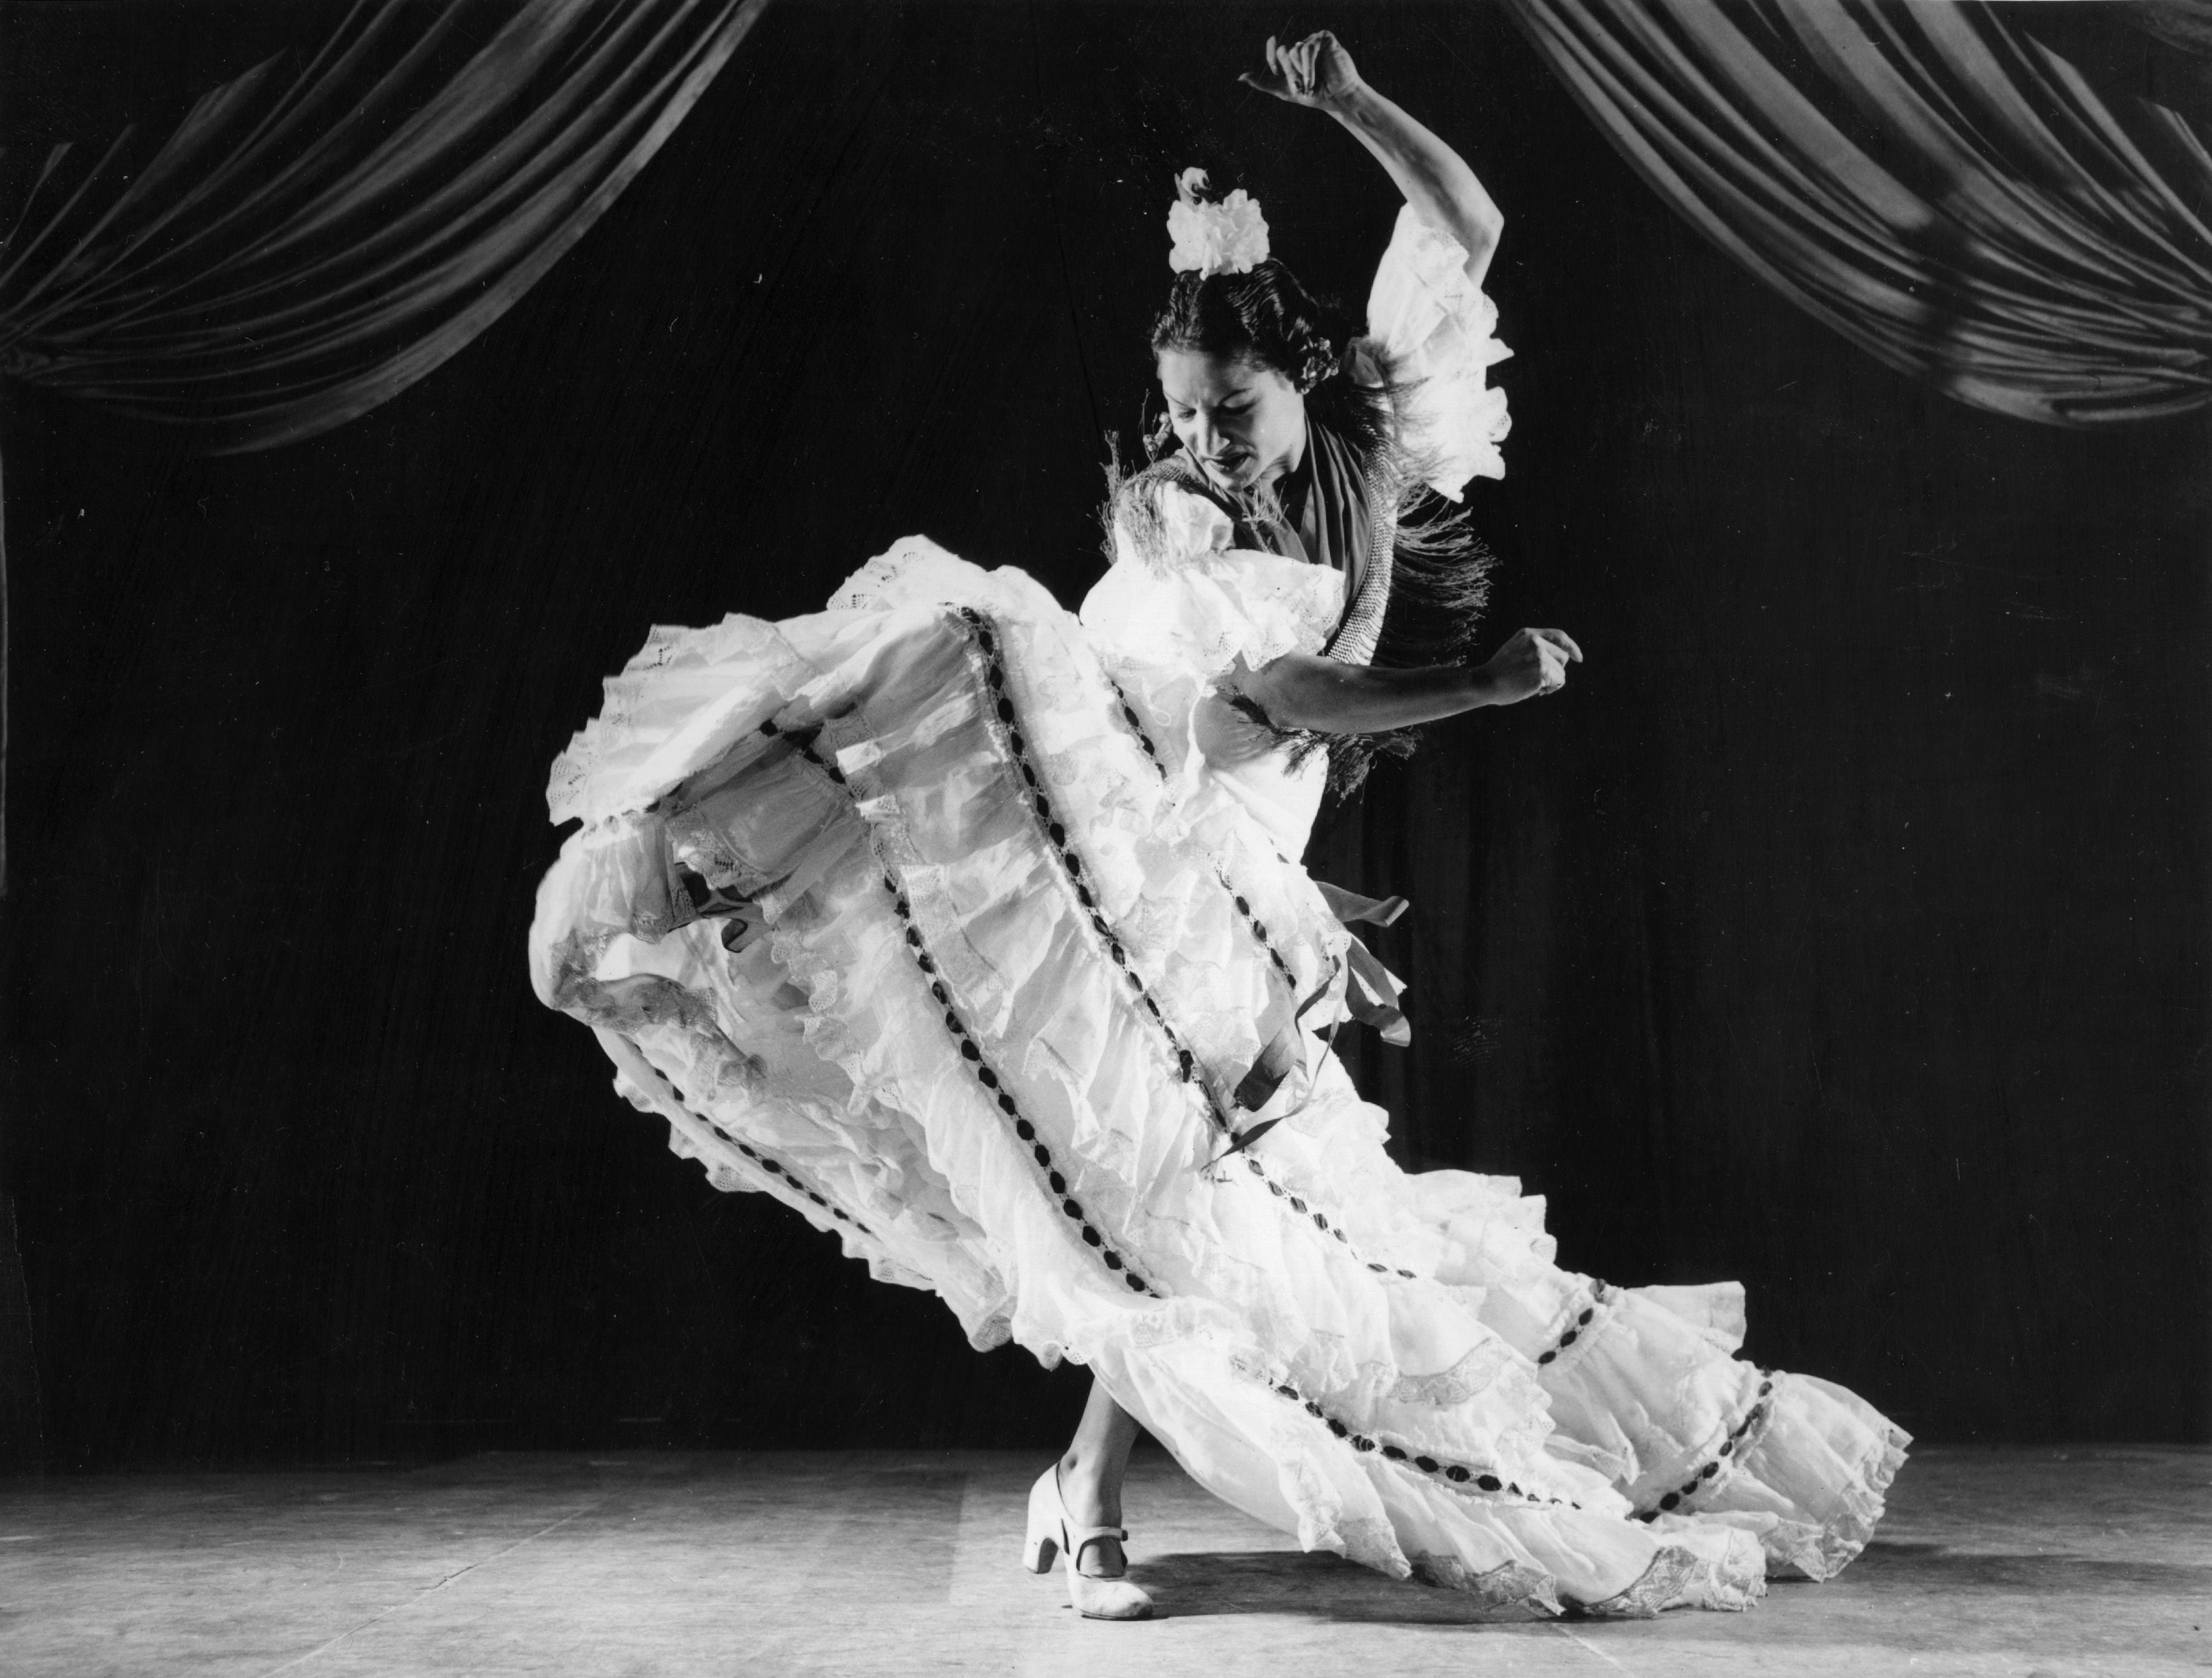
1157;350;1307;496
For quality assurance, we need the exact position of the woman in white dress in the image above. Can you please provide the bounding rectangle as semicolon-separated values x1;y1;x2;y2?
529;31;1906;1623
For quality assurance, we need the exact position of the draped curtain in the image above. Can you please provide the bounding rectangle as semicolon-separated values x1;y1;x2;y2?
1500;0;2212;427
0;0;767;889
1;0;764;449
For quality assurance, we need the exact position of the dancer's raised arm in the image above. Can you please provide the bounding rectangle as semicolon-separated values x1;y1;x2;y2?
1243;31;1503;285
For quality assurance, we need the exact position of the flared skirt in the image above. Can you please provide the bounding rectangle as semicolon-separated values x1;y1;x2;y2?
529;545;1906;1616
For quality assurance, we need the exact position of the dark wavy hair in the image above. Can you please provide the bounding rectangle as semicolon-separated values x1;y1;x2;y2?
1145;259;1396;464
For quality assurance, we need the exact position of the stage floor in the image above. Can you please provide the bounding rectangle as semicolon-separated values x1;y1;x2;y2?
0;1445;2203;1676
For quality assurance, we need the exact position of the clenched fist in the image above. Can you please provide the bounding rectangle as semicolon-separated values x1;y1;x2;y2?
1475;628;1583;706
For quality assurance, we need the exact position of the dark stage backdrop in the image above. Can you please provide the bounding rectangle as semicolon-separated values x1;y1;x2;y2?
4;2;2206;1470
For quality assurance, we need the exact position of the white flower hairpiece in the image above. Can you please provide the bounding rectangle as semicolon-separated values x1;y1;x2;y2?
1166;167;1270;278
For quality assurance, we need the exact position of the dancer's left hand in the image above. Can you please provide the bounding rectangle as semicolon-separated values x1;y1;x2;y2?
1241;31;1363;112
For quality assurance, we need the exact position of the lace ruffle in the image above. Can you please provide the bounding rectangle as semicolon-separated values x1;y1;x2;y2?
546;615;810;829
1366;204;1513;500
1082;534;1342;683
1577;1530;1766;1617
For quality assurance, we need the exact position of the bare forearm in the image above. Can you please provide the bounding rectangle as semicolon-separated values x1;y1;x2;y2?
1238;627;1581;733
1329;84;1502;283
1237;653;1494;734
1243;34;1502;283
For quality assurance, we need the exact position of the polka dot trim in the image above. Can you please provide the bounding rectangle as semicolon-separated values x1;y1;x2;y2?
1102;676;1290;999
877;862;1160;1299
1104;675;1165;776
769;617;1380;1296
1636;1374;1777;1520
1535;1282;1611;1367
1220;874;1295;987
1264;1375;1580;1510
1102;653;1397;1276
643;1053;874;1238
961;610;1222;1124
1238;1154;1413;1276
763;671;1158;1296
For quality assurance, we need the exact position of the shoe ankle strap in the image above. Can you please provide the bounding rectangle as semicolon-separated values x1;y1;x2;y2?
1065;1522;1129;1559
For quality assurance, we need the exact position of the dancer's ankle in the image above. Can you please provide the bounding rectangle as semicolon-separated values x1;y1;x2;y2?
1055;1453;1125;1538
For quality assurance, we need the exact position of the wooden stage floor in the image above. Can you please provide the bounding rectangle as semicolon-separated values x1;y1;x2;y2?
0;1445;2204;1676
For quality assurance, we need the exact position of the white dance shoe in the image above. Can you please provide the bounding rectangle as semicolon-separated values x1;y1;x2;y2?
1022;1465;1155;1621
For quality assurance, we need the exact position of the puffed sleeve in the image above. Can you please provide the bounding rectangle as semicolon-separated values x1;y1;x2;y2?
1080;479;1341;684
1365;203;1512;500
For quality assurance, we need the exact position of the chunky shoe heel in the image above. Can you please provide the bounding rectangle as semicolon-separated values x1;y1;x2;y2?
1021;1468;1062;1574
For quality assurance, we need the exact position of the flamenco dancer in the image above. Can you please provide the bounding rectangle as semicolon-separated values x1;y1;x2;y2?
531;32;1906;1622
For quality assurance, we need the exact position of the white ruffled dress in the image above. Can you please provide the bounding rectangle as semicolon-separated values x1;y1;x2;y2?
529;208;1906;1616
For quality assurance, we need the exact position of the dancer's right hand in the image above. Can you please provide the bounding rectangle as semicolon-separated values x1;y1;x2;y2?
1240;31;1364;113
1476;628;1583;705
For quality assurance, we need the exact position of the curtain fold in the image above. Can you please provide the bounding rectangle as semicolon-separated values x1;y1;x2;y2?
0;0;765;894
0;0;766;453
1502;0;2212;426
